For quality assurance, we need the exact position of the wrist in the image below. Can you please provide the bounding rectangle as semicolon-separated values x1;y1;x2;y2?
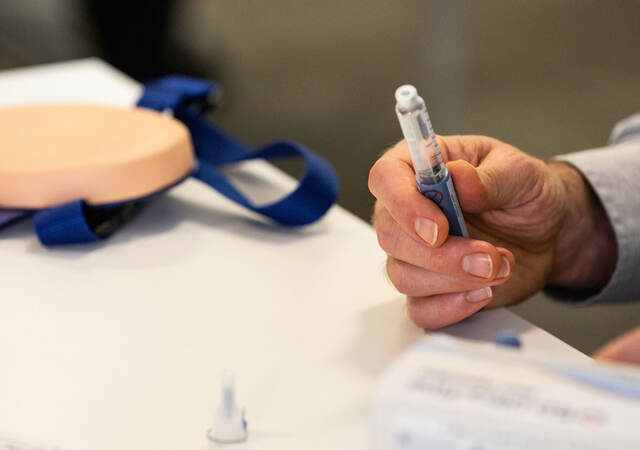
547;161;617;291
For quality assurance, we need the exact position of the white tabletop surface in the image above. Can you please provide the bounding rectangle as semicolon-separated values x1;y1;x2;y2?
0;59;587;450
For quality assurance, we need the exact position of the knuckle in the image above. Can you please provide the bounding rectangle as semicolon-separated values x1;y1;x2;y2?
406;297;442;331
406;297;422;325
371;201;384;226
417;245;443;273
386;259;414;295
375;214;399;254
367;159;387;195
407;297;449;331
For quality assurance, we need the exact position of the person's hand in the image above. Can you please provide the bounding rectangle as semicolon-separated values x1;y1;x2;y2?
369;136;617;330
594;326;640;365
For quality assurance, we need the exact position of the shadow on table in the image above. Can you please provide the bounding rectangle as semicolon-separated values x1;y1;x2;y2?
442;308;536;345
4;192;329;260
340;299;425;376
340;302;538;378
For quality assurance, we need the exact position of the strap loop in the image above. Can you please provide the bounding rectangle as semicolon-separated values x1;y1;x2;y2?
33;201;143;246
138;75;220;115
139;76;340;227
26;75;339;245
33;200;101;245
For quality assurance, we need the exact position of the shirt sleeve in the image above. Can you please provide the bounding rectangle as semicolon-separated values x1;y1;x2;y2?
547;114;640;304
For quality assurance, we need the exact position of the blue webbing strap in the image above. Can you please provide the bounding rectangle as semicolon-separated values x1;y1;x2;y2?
29;75;339;245
32;180;177;246
138;75;340;226
33;200;147;245
33;200;101;244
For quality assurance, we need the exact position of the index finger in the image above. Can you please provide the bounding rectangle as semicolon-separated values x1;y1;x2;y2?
369;140;449;247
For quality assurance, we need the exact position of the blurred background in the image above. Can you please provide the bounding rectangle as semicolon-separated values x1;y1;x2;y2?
1;0;639;354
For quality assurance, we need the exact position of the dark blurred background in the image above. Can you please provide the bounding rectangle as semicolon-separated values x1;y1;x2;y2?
1;0;639;353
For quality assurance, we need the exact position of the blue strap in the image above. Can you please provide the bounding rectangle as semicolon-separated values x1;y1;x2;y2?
137;75;219;113
33;200;144;246
33;200;101;245
138;76;340;226
27;75;338;245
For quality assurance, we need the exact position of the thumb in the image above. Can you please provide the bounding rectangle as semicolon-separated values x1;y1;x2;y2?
447;160;492;213
448;150;536;214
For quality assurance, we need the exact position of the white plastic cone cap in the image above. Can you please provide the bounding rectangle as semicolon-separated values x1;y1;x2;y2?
207;371;247;444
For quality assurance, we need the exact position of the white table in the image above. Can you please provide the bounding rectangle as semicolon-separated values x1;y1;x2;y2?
0;59;587;450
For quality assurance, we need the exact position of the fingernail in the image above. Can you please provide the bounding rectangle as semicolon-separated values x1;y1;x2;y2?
462;253;493;278
465;286;493;303
414;218;438;246
497;257;511;278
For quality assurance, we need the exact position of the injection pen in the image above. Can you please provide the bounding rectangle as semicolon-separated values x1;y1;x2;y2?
394;85;469;237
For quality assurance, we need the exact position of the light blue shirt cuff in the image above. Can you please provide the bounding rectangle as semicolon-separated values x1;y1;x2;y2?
547;115;640;305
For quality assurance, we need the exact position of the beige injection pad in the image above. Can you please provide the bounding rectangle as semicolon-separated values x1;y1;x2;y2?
0;104;194;209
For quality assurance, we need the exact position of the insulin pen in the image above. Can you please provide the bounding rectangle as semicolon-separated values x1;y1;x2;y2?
394;85;469;237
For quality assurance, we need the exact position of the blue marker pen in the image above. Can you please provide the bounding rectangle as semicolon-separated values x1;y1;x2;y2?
395;85;469;237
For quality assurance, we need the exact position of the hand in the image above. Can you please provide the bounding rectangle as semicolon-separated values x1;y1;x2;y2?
594;326;640;364
369;136;616;330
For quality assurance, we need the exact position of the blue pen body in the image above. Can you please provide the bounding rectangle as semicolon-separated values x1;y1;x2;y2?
416;168;468;237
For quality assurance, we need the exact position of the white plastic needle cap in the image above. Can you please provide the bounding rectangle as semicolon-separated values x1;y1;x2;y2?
207;371;248;444
395;84;420;110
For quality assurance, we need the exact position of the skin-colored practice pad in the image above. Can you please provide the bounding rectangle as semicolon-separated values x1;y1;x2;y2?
0;104;194;209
